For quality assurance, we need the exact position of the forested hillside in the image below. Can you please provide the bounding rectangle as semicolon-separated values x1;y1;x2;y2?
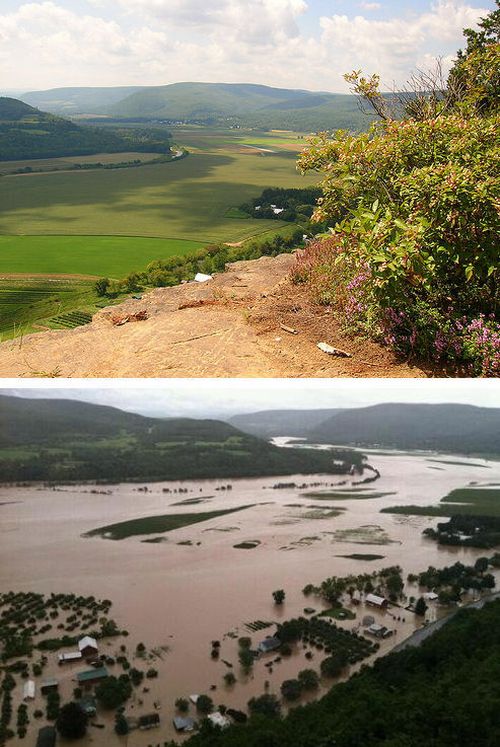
185;599;500;747
0;395;362;483
20;82;373;131
307;403;500;454
0;97;171;161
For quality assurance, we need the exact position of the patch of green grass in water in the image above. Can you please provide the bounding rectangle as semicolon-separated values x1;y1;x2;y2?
83;505;254;540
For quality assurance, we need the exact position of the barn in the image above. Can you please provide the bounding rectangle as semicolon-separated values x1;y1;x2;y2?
78;636;99;659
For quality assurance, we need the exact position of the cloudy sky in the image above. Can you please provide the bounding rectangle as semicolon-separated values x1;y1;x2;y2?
0;0;493;93
2;379;499;418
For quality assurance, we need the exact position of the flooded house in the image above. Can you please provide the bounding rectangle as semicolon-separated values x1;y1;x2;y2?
138;713;160;730
40;678;59;695
258;636;281;653
58;651;83;665
76;666;108;688
173;716;195;732
78;635;98;659
23;680;35;700
365;593;389;609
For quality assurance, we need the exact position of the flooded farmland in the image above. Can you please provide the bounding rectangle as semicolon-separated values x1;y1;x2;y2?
2;447;500;745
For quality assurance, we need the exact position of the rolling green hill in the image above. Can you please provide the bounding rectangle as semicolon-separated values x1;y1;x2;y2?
20;83;372;131
0;395;361;483
0;97;171;161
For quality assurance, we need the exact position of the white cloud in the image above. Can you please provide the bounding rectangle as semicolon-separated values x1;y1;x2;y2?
319;0;488;87
360;2;381;10
0;0;488;91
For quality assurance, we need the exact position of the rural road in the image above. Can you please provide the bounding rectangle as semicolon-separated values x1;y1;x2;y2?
0;254;429;378
391;591;500;653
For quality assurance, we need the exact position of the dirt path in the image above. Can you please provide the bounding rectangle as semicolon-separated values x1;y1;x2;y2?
0;254;430;378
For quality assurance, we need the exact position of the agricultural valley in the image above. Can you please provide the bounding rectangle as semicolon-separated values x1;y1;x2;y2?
0;89;322;342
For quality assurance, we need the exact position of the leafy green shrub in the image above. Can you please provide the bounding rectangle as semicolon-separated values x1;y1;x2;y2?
296;108;500;374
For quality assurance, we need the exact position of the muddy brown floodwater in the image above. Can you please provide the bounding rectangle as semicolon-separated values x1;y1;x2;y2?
1;447;500;746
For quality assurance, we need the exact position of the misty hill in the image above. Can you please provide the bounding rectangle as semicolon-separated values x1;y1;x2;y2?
308;403;500;455
0;394;151;446
229;409;342;438
0;97;170;161
20;83;371;131
20;86;146;116
0;395;360;483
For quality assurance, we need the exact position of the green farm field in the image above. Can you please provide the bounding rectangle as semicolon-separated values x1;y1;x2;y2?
0;142;316;248
0;235;204;276
0;278;121;340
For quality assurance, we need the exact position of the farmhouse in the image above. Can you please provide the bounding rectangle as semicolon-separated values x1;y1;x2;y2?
78;636;98;659
365;593;389;608
23;680;35;700
40;678;59;695
36;726;56;747
258;636;281;653
58;651;83;664
138;713;160;730
76;666;108;687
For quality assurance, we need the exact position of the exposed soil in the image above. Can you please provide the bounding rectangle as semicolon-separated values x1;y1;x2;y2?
0;253;432;378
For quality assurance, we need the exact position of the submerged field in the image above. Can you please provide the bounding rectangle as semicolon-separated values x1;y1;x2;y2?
2;452;500;746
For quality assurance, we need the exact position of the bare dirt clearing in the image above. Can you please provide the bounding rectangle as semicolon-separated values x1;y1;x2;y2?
0;254;430;378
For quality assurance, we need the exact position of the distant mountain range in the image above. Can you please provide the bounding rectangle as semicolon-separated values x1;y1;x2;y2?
229;409;342;438
229;403;500;456
20;82;371;131
0;97;170;161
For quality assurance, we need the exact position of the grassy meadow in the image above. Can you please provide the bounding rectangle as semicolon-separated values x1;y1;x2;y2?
0;235;205;276
0;130;315;248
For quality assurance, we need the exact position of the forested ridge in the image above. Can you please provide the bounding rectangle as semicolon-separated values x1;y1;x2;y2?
0;97;171;161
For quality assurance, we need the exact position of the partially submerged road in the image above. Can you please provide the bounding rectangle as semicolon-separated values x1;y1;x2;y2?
0;254;429;378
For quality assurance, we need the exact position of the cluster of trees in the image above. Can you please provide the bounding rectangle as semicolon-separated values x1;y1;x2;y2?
280;669;320;701
423;514;500;549
409;559;496;603
95;228;307;299
0;422;362;484
303;565;405;606
240;187;322;222
295;4;500;374
185;599;500;746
